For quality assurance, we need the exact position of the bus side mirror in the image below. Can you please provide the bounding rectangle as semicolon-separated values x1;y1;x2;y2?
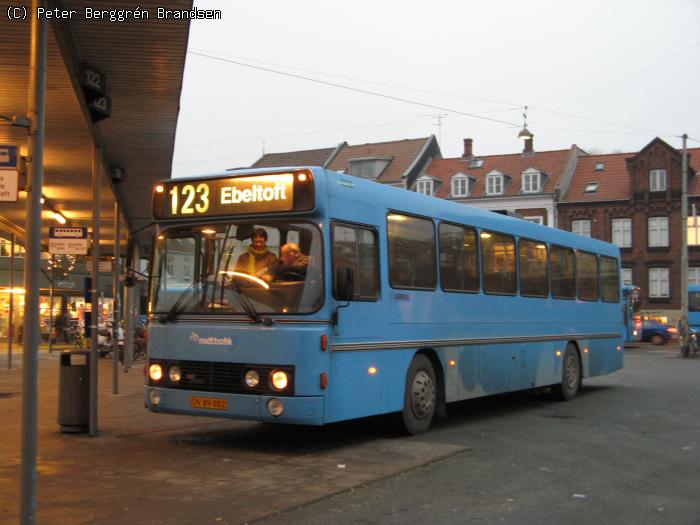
335;266;355;301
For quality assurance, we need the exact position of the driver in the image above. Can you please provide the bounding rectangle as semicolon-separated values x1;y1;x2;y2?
234;228;278;278
267;242;310;282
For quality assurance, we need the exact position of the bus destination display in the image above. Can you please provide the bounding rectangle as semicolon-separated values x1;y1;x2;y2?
157;173;300;219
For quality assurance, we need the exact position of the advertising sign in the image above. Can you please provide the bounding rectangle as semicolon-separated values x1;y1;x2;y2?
0;170;19;202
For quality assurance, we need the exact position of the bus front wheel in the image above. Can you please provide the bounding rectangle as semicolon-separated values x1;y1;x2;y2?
552;344;581;401
401;354;436;435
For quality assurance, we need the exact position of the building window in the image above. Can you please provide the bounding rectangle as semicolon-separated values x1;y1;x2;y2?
522;171;541;193
571;219;591;238
689;267;700;286
650;169;666;192
648;217;669;247
621;268;633;286
523;217;544;225
649;267;669;298
584;182;599;193
415;179;433;196
348;158;389;180
688;215;700;246
451;175;469;197
485;174;504;195
595;163;605;171
612;218;632;248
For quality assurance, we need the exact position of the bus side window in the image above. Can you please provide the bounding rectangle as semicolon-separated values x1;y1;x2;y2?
481;230;516;295
439;222;479;293
518;239;549;297
551;245;576;299
600;256;620;302
388;213;436;290
577;250;599;301
332;223;379;301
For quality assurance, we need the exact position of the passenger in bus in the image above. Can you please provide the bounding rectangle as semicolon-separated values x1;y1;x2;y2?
234;228;278;278
267;242;310;282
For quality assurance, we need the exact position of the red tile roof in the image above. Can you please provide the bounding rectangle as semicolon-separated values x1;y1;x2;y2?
562;147;700;202
427;147;574;199
250;147;338;169
327;137;433;184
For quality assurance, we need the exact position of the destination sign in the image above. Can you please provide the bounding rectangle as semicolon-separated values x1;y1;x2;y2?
154;171;315;219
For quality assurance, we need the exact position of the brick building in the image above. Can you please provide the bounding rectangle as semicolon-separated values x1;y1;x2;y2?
558;137;700;323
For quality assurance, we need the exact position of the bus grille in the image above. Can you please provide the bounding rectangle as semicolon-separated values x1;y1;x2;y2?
152;359;295;396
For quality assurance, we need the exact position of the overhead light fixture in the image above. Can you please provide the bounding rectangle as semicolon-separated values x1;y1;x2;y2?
53;212;67;224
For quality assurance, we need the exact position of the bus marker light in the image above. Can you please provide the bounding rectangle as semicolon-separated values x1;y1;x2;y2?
149;389;160;406
268;398;284;417
149;363;163;381
616;346;622;351
448;359;457;367
555;351;562;357
298;173;307;182
583;348;589;354
155;184;164;193
368;366;377;376
321;335;328;351
320;372;328;389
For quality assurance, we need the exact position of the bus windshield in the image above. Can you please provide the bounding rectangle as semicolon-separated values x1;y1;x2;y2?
150;221;323;316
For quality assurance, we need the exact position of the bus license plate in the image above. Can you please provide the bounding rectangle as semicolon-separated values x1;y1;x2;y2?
190;396;228;410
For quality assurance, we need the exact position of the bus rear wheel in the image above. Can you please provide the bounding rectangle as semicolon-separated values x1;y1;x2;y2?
401;354;436;435
552;344;581;401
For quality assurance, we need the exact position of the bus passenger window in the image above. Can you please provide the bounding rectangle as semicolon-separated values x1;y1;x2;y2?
577;251;599;301
551;245;576;299
518;239;549;297
481;231;516;295
600;256;620;302
439;223;479;292
388;213;436;290
332;223;379;300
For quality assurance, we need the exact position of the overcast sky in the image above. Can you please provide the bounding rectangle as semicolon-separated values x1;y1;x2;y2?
171;0;700;178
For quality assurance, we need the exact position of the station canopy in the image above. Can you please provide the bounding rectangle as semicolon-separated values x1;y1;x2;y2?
0;0;193;256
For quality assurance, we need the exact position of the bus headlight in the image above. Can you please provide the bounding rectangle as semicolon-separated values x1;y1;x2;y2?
244;369;260;389
149;388;160;406
270;370;288;391
149;363;163;382
168;365;182;383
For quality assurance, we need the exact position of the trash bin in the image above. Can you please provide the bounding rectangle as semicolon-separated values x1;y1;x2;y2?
58;350;90;433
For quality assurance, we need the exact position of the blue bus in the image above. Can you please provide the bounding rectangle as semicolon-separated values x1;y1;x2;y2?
146;167;624;434
622;284;642;343
688;285;700;333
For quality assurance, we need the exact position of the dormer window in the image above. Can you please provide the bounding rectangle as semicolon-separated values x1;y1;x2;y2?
584;182;599;193
595;162;605;171
485;171;505;195
650;169;666;192
451;173;471;197
415;178;434;196
348;157;391;180
521;169;542;193
469;159;484;168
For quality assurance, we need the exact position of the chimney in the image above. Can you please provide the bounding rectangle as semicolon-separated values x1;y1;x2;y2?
523;136;534;156
462;138;473;159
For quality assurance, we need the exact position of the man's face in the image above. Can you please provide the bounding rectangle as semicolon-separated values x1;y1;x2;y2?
251;234;266;251
281;246;300;265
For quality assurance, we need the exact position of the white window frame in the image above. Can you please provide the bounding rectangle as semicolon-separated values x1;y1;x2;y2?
622;268;633;286
415;179;433;196
523;216;544;225
688;214;700;246
451;174;469;197
689;267;700;286
649;267;669;298
650;169;667;192
571;219;591;238
648;217;669;247
485;173;504;195
612;218;632;248
521;170;541;193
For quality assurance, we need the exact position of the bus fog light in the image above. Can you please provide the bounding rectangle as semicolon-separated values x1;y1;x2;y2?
270;370;288;391
244;369;260;388
149;389;160;406
267;398;284;417
168;365;182;383
149;363;163;382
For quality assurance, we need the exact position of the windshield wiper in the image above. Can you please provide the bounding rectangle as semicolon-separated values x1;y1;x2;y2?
160;280;201;324
223;273;273;326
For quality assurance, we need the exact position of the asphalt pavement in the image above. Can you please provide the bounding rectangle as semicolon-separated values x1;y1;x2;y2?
1;342;698;525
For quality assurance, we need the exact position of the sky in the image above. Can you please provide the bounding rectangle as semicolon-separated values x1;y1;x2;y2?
171;0;700;178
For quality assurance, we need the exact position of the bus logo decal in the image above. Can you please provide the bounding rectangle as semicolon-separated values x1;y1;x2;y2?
189;331;233;346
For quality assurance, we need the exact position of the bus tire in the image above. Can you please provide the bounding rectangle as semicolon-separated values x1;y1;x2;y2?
401;354;436;435
650;334;665;345
552;344;581;401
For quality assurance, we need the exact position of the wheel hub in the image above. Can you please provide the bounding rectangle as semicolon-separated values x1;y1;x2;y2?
411;370;435;419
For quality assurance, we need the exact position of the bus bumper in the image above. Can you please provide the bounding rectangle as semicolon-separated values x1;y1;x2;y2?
145;386;325;425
